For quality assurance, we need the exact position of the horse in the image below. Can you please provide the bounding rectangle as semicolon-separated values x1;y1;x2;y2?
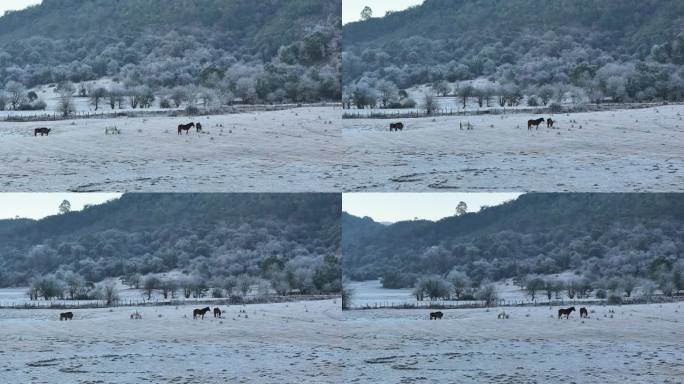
214;307;222;318
35;127;51;136
429;311;443;320
580;307;588;318
528;118;545;130
59;312;73;321
389;122;404;132
558;306;575;319
196;122;203;133
178;122;195;135
546;118;555;128
130;311;142;320
193;307;211;319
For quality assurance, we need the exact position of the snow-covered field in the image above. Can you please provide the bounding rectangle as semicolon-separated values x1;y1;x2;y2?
0;299;343;383
0;106;340;192
342;105;684;191
343;303;684;383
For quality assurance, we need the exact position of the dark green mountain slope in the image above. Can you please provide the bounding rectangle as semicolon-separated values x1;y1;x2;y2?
343;194;684;288
0;193;341;293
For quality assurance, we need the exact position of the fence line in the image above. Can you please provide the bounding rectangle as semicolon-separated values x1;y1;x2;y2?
1;102;342;123
0;294;339;310
342;101;682;120
350;295;683;311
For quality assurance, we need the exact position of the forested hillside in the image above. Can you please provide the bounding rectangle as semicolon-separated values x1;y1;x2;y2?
0;0;341;105
0;193;341;294
343;0;684;107
343;194;684;294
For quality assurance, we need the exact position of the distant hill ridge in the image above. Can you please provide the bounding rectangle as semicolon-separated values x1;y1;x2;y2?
0;193;341;289
343;194;684;286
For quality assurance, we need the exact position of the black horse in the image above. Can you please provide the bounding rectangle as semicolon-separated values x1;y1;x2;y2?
580;307;588;318
60;312;73;321
193;307;211;319
35;127;51;136
213;307;222;318
196;122;203;133
528;118;545;130
390;122;404;132
178;122;195;135
546;118;555;128
558;306;575;319
429;311;443;320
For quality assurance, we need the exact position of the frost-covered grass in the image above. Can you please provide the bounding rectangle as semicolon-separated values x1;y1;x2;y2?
342;302;684;383
0;299;342;383
0;106;340;192
342;104;684;191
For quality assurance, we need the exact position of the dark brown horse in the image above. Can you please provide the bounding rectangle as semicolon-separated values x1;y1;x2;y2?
178;122;195;135
528;118;545;130
59;312;73;321
196;122;203;133
390;122;404;132
213;307;222;318
35;127;51;136
580;307;588;318
193;307;211;319
429;311;443;320
546;118;555;128
558;306;575;319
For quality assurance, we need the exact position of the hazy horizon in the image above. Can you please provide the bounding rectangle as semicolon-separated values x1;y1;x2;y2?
0;193;122;220
343;0;423;24
0;0;41;15
343;193;521;223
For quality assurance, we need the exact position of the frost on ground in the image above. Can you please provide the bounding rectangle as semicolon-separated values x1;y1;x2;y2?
342;105;684;192
0;107;341;192
343;303;684;384
0;300;343;383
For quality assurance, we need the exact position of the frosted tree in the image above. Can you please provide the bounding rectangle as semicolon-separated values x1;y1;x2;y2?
360;6;373;21
5;80;26;110
421;92;440;115
59;200;71;214
455;201;468;216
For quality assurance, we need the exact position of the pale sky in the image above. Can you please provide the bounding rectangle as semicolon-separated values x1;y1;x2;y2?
343;0;424;24
343;193;522;223
0;193;122;220
0;0;41;15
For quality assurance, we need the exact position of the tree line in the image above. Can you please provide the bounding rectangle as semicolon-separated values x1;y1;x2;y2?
0;194;341;295
343;0;684;108
343;194;684;298
0;0;341;105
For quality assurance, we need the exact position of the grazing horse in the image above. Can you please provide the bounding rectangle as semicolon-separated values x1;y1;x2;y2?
178;122;195;135
214;307;222;318
193;307;211;319
546;118;555;128
389;122;404;132
196;122;203;133
527;118;545;130
558;306;575;319
580;307;588;318
59;312;73;321
429;311;444;320
35;127;51;136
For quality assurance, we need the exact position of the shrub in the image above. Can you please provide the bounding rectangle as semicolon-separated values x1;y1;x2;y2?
527;95;540;107
549;102;562;113
185;105;199;115
595;289;607;299
211;288;224;298
17;100;47;110
607;294;623;305
160;98;173;109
